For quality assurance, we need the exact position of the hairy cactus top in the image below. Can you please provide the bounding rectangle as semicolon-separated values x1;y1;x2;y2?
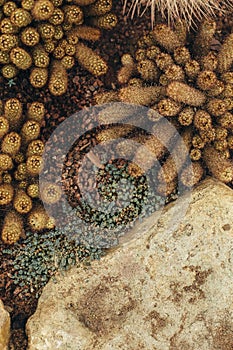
123;0;233;28
0;0;118;95
94;21;233;192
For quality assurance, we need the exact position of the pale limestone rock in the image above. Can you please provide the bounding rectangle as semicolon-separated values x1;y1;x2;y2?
26;178;233;350
0;299;11;350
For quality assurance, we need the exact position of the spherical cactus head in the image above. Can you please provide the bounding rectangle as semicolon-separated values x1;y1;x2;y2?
1;210;25;244
1;132;21;155
26;155;43;176
27;204;49;231
13;189;33;214
10;47;32;70
40;181;62;204
32;0;55;21
0;183;14;205
27;102;45;124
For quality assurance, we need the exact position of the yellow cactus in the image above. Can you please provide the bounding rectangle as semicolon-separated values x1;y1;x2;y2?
21;120;41;143
75;43;108;76
32;0;55;21
1;210;25;245
0;183;14;205
10;47;32;69
26;155;43;176
48;60;68;96
1;132;21;155
30;67;48;88
27;204;49;231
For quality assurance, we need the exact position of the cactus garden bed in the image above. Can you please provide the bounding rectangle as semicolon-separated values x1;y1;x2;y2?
0;0;233;348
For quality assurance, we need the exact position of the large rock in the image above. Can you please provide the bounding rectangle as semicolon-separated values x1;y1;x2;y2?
0;299;11;350
26;178;233;350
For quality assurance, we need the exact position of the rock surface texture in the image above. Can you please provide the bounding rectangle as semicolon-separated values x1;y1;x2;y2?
26;178;233;350
0;299;10;350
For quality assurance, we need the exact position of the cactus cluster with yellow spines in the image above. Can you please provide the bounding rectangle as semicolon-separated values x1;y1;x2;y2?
94;21;233;193
0;0;117;95
0;98;58;245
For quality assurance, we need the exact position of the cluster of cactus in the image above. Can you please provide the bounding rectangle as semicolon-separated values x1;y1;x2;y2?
0;0;117;95
0;97;62;245
94;21;233;195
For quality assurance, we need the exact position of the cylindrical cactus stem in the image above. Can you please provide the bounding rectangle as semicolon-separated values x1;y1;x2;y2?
1;132;21;155
0;154;13;171
157;179;177;197
26;155;43;176
137;59;159;82
180;161;204;188
75;43;108;76
40;182;62;204
157;98;182;117
193;20;216;57
89;13;117;30
27;139;44;157
30;67;48;88
48;60;68;96
4;98;23;128
73;0;96;5
119;86;163;106
207;98;227;117
96;125;134;143
193;110;212;131
67;26;101;42
217;33;233;74
13;189;33;214
84;0;112;16
21;120;41;143
129;118;176;176
166;81;206;107
97;103;139;125
190;148;202;161
201;52;218;71
27;204;49;231
0;117;9;139
196;70;217;91
27;102;45;124
203;145;233;183
184;60;201;80
32;0;55;20
178;107;194;126
1;210;25;245
173;46;191;66
94;91;119;105
27;183;40;198
117;54;135;85
0;183;14;206
10;46;32;70
158;128;193;184
151;24;182;52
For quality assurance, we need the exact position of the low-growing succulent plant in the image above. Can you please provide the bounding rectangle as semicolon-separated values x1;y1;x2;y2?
94;21;233;193
0;0;118;95
2;228;104;296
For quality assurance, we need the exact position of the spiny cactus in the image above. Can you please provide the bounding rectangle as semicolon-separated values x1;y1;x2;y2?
94;21;233;194
0;0;117;95
0;98;52;245
123;0;233;28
